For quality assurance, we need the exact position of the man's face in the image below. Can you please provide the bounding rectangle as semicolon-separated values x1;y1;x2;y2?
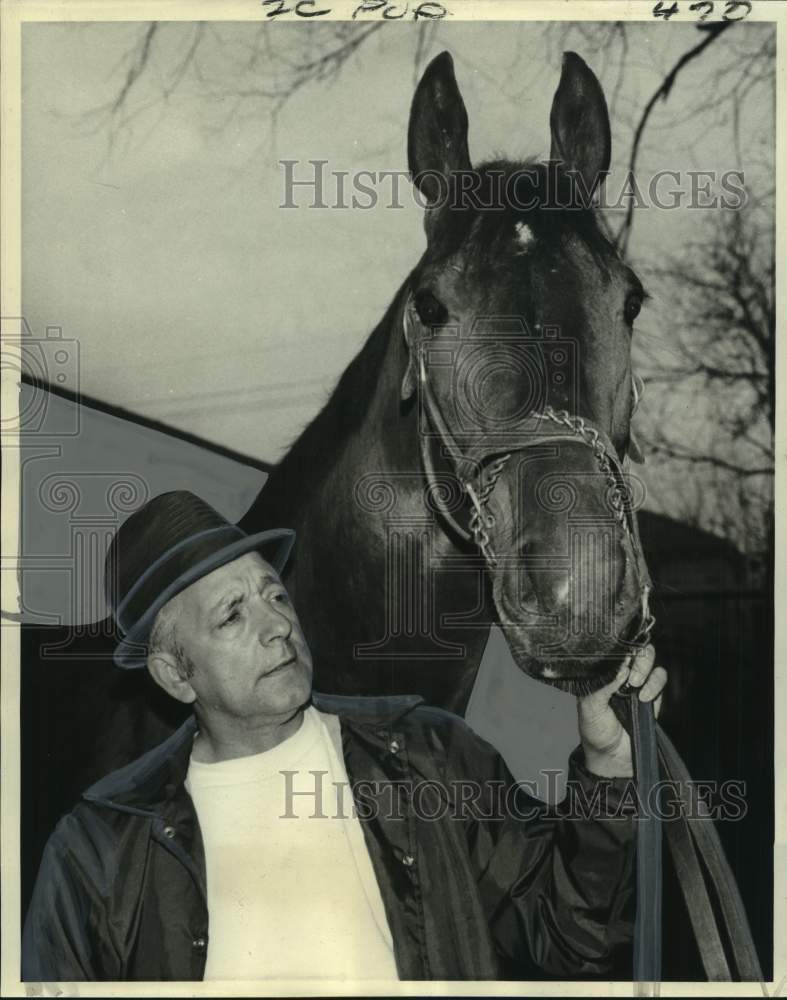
170;550;313;721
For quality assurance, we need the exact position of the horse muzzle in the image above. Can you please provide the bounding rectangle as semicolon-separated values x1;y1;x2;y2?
483;438;654;693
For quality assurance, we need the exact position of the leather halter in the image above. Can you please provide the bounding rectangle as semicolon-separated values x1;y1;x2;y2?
402;292;655;647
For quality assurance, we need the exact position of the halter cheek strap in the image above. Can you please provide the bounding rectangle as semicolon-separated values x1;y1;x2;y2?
629;371;646;464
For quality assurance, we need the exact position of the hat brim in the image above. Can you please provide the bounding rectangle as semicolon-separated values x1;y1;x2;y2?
113;528;295;670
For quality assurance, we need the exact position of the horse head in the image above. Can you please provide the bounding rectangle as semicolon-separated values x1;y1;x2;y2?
403;51;653;696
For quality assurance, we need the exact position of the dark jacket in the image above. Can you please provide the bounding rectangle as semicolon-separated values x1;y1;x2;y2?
22;693;636;981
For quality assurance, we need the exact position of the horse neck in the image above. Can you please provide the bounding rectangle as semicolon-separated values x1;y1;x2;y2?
257;278;421;528
248;276;494;715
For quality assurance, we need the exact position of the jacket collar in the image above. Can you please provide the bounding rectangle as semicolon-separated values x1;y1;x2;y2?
83;715;198;815
312;691;423;724
83;691;424;814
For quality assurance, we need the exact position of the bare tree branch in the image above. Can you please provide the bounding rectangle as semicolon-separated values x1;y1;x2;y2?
647;444;772;479
616;22;732;255
112;22;159;114
637;200;774;557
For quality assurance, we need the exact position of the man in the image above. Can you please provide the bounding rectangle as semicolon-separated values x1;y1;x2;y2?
23;490;666;982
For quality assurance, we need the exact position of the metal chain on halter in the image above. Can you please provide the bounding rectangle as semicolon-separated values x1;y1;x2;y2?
463;453;511;568
461;404;634;568
525;405;656;647
461;402;655;645
633;587;657;647
455;401;644;571
530;406;630;527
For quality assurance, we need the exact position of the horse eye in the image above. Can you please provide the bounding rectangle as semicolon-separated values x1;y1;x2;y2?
414;290;448;328
625;295;642;326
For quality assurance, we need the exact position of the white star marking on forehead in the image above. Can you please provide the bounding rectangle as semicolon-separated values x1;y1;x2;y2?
515;220;535;253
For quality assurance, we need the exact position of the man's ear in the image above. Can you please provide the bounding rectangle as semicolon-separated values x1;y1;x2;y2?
147;651;196;705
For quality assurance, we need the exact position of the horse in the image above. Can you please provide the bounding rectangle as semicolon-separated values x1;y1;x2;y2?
19;52;771;977
238;56;769;977
240;50;653;714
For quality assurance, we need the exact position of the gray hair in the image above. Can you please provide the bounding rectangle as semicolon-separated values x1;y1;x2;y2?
148;594;195;680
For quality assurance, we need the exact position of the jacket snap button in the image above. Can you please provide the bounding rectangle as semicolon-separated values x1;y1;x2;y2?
402;853;415;867
192;936;207;954
389;739;401;755
163;825;176;839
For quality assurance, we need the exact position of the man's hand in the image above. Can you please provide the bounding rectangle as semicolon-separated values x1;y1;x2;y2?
577;644;667;778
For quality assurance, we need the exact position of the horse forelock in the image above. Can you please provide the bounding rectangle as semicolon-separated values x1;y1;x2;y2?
426;160;622;280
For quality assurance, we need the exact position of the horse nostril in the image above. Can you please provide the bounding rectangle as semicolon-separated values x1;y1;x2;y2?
532;573;572;615
517;572;571;615
510;560;573;616
512;535;633;621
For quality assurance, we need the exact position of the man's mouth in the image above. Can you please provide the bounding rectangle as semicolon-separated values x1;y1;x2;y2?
264;653;297;678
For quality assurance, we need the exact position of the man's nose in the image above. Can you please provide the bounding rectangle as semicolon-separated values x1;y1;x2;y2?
255;602;292;644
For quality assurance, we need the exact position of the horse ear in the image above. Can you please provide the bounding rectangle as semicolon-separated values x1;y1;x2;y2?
549;52;611;199
408;51;472;206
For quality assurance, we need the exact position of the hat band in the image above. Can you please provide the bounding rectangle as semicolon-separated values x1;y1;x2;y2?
115;524;245;633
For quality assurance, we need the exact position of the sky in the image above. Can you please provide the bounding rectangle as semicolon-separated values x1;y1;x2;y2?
21;19;774;521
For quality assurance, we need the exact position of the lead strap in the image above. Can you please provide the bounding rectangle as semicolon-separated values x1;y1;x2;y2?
631;694;662;983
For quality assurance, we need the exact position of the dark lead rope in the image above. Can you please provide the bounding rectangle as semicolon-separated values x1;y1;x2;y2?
656;721;763;981
622;690;662;982
614;688;763;983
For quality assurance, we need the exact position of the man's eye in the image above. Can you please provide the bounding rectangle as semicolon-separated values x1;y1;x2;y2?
271;591;289;604
220;609;241;627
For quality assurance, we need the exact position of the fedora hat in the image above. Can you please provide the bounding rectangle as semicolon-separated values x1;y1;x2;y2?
105;490;295;669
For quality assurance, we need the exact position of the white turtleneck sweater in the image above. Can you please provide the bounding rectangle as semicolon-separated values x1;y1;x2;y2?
184;706;399;982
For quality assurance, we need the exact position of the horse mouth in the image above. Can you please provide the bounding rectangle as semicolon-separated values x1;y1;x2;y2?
492;587;632;696
535;662;622;697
